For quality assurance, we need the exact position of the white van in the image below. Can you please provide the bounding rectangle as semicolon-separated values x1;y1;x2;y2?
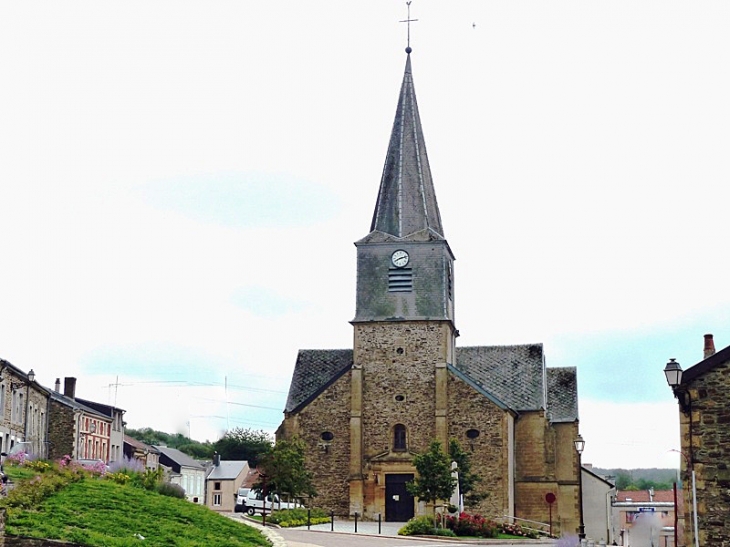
234;488;298;515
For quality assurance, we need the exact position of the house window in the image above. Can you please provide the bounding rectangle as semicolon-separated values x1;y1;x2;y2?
0;383;5;417
11;391;23;423
213;493;221;506
393;424;407;451
214;482;221;490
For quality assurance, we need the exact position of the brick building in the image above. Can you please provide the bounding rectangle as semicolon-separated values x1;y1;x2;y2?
277;49;582;534
613;489;682;547
666;334;730;546
48;377;113;462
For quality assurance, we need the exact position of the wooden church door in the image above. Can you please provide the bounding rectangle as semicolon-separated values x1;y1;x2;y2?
385;474;415;521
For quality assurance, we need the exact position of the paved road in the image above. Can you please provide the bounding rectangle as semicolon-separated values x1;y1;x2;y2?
226;514;556;547
277;528;556;547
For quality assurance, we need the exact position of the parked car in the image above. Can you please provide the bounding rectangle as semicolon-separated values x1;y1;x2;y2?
234;488;298;515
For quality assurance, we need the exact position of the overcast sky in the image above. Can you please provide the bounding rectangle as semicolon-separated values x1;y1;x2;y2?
2;1;729;469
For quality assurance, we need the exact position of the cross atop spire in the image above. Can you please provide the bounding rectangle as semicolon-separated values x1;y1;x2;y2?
400;1;418;53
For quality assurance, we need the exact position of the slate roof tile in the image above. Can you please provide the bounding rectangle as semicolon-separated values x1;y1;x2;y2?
454;345;546;411
546;367;579;422
284;349;352;413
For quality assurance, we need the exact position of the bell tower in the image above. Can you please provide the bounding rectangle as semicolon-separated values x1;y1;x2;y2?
353;51;455;326
348;48;457;518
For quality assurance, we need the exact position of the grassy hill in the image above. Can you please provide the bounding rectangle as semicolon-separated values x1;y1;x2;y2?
2;465;270;547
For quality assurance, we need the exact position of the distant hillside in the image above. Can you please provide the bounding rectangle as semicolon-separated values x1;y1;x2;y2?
592;467;681;489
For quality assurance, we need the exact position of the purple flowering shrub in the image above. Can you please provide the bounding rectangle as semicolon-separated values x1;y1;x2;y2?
109;456;145;474
6;451;36;465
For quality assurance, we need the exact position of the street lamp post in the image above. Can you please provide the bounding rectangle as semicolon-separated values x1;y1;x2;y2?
575;434;586;543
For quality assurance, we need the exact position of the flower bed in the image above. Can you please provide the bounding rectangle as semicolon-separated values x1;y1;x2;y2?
444;512;540;539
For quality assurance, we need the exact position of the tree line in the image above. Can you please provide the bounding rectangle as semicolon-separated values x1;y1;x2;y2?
126;427;315;501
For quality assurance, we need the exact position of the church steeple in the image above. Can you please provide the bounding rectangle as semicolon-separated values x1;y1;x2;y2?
369;52;444;240
354;50;455;325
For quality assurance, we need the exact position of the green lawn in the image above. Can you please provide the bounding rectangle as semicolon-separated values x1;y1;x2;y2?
3;472;270;547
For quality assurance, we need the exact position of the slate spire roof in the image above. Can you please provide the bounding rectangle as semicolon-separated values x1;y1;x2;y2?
370;52;444;239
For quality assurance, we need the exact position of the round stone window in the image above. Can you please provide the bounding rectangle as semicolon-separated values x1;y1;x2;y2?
395;394;406;402
466;429;480;439
321;431;334;442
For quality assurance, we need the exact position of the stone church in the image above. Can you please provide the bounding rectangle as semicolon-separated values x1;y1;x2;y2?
277;48;581;534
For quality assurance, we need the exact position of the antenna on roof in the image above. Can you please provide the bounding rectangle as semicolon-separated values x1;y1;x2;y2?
400;1;418;54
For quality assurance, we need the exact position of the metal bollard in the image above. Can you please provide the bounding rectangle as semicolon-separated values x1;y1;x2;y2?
354;511;358;533
330;511;334;531
307;508;311;531
378;513;382;535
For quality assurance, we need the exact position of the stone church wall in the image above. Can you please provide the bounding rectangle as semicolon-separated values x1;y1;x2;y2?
514;413;577;537
356;322;448;457
447;374;510;518
290;373;352;515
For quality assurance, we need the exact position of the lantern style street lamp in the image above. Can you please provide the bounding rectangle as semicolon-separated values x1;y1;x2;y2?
664;358;691;413
664;358;682;388
575;434;586;542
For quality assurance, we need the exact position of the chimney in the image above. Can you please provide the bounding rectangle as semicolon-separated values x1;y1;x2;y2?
64;377;77;399
213;453;221;467
54;378;61;392
704;334;716;359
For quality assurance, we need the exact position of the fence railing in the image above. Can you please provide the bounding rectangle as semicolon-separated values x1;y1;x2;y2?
305;511;384;534
501;514;552;537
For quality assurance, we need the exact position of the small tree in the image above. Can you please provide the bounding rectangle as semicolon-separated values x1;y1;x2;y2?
407;441;457;523
257;437;316;505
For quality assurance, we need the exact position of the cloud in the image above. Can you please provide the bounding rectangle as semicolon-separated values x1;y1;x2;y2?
80;343;224;380
139;172;339;229
580;399;681;469
231;286;310;318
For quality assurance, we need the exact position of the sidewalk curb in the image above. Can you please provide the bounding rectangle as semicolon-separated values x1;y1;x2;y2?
225;514;287;547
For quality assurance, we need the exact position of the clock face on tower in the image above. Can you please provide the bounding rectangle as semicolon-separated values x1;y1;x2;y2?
391;250;409;268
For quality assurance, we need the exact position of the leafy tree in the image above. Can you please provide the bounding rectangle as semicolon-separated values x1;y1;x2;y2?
126;427;214;458
448;439;485;506
257;437;316;503
177;443;213;459
213;428;273;467
615;472;633;490
407;441;457;519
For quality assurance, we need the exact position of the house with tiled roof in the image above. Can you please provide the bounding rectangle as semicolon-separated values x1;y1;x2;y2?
76;397;125;464
277;45;581;534
0;359;50;459
155;445;206;503
206;455;249;512
123;435;159;470
613;489;682;546
47;377;113;463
